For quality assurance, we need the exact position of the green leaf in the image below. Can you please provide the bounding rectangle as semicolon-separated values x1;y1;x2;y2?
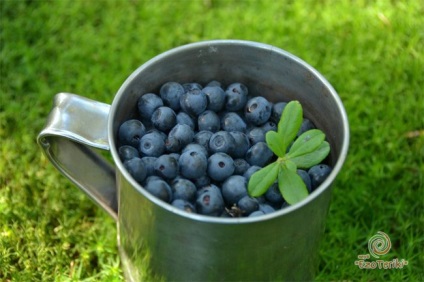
277;101;303;153
278;165;309;205
287;129;325;158
289;141;330;169
265;131;285;157
285;159;297;172
248;162;280;197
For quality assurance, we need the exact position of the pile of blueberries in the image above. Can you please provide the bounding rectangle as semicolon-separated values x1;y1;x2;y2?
117;81;332;217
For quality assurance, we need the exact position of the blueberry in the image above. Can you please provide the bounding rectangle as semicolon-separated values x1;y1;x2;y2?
118;119;146;148
229;131;250;158
118;145;139;162
176;112;196;130
260;121;277;133
238;195;259;216
171;199;196;213
123;157;147;183
193;175;211;189
225;82;248;111
179;150;208;179
154;154;179;179
207;153;235;182
196;184;225;216
181;143;208;158
166;124;194;152
206;80;222;88
168;153;180;161
246;126;266;145
297;118;316;137
194;130;213;152
221;112;247;132
203;85;226;112
209;131;235;155
180;89;208;117
137;93;163;120
265;182;284;206
233;158;250;175
243;165;261;181
139;131;165;157
259;204;275;214
171;178;197;202
151;106;177;132
160;82;185;111
308;164;332;189
198;110;220;132
144;178;173;203
297;169;312;193
271;102;287;123
245;142;274;167
182;82;202;92
222;175;248;206
249;210;265;217
244;96;272;126
140;156;157;177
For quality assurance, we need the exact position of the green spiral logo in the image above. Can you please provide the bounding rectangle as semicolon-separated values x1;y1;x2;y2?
368;231;391;258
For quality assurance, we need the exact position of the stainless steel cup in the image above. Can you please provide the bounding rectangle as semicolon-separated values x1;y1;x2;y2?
38;40;349;281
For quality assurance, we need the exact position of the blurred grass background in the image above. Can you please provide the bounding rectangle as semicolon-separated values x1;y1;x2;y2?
1;0;423;281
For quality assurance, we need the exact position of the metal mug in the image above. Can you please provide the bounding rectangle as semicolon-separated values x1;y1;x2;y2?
38;40;349;281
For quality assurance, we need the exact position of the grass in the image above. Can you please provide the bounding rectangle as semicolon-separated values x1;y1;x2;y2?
1;0;423;281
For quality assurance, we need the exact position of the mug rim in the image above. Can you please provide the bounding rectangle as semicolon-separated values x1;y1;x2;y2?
108;39;350;224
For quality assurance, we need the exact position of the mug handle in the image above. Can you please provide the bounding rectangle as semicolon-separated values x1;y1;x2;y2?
37;93;118;221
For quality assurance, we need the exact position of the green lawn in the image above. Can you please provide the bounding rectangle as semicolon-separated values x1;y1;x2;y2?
1;0;423;281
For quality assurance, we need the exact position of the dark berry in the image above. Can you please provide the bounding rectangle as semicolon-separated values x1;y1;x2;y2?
271;102;287;123
154;154;179;179
265;182;284;206
203;85;226;112
222;175;248;206
297;169;312;193
221;112;247;132
160;82;185;111
139;131;165;157
229;131;250;158
171;178;197;202
140;156;157;177
207;153;235;182
246;126;266;145
225;82;248;111
123;157;147;183
244;96;272;126
179;149;208;179
209;131;235;155
198;110;220;132
196;184;225;216
145;178;173;203
172;199;196;213
118;145;139;162
243;165;261;181
233;158;250;175
308;164;332;189
180;89;208;117
238;196;259;216
166;124;194;152
137;93;163;120
245;142;274;167
297;118;316;137
194;130;213;152
176;112;196;130
118;119;146;148
151;106;177;132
